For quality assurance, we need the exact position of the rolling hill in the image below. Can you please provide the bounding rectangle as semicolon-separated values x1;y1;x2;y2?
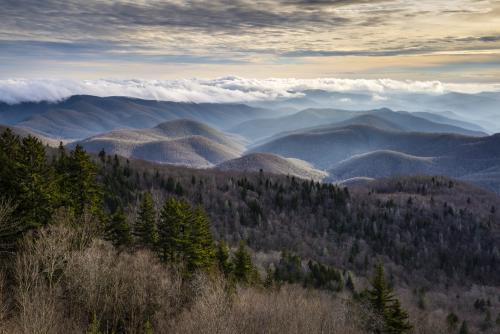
0;95;273;140
229;108;362;141
252;124;500;168
371;109;486;136
71;119;245;168
327;150;439;181
0;124;64;146
251;124;500;191
253;125;459;169
411;111;488;133
232;107;485;142
215;153;327;181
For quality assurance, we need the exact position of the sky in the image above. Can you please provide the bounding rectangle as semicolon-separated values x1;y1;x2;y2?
1;0;500;83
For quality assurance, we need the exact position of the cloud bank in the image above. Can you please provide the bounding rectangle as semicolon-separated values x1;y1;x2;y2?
1;1;500;81
1;77;500;105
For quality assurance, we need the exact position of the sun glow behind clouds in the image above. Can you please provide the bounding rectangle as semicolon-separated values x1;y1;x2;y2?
1;1;500;80
1;77;500;104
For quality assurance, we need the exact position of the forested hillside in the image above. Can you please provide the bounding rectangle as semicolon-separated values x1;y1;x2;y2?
0;129;499;333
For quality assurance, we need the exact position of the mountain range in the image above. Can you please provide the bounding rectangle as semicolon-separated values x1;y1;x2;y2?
231;107;486;142
0;95;276;140
1;94;500;193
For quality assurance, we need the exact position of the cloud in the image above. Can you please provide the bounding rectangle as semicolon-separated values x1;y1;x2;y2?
1;0;498;65
1;77;499;105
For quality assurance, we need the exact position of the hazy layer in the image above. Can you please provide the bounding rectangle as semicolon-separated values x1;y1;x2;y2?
1;77;500;105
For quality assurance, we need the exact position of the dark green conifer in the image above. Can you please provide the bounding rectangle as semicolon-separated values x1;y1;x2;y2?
157;198;215;273
216;240;233;277
185;207;215;272
134;192;157;248
157;197;190;263
17;135;57;227
233;241;255;284
386;300;412;334
107;207;132;247
366;264;411;334
64;145;102;216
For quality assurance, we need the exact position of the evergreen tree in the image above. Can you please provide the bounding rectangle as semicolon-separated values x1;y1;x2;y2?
15;135;57;228
0;132;59;246
274;251;304;284
367;264;395;311
157;198;215;273
306;261;343;291
233;241;255;284
0;129;21;199
106;207;132;247
0;134;58;232
134;192;158;248
64;145;102;216
385;300;412;334
157;197;190;263
365;264;411;334
216;240;233;277
184;207;215;272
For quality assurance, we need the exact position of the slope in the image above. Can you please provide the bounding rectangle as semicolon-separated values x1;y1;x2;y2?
252;125;500;170
328;150;439;181
232;107;485;142
215;152;327;181
0;95;272;140
71;119;244;168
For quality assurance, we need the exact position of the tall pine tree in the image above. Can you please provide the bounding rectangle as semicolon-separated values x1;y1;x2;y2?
185;207;215;272
233;241;256;284
216;240;233;277
1;134;58;229
63;145;102;217
157;197;190;263
106;207;132;247
157;198;215;273
365;264;411;334
134;192;157;248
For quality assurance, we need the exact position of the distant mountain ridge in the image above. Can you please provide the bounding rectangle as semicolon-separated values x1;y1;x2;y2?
0;95;274;140
252;123;500;192
232;107;486;142
2;94;499;193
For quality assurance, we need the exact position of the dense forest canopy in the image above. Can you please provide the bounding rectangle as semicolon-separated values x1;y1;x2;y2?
0;129;499;333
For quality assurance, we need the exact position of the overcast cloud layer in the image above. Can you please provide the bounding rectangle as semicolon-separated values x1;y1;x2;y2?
1;1;500;80
1;77;500;104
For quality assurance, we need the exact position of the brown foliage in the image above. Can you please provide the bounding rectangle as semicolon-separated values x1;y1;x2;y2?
173;280;367;334
3;223;371;333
